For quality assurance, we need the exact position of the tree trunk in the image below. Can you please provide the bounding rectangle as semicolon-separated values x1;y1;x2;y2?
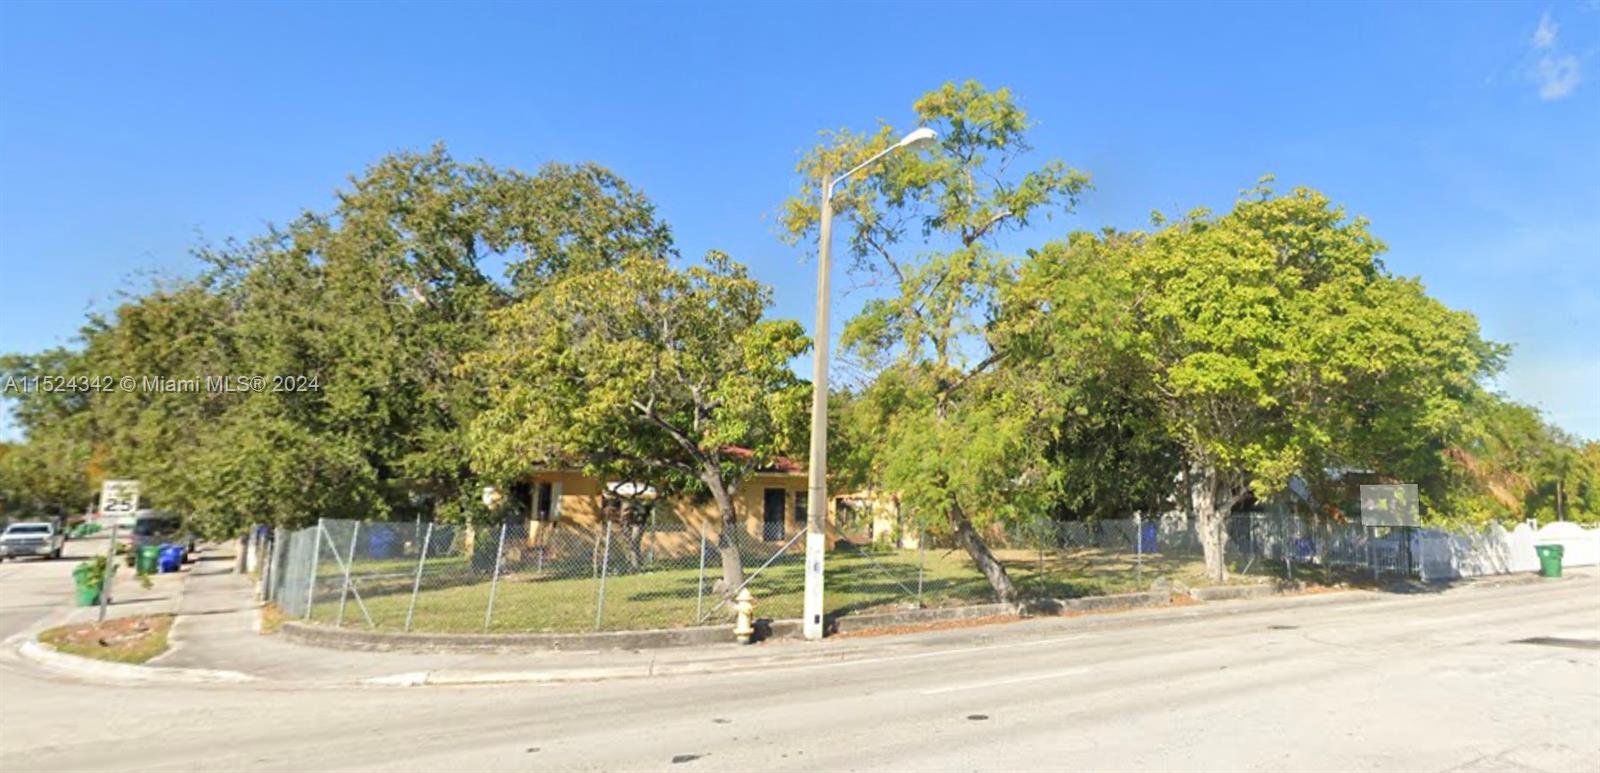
949;499;1018;603
704;473;746;598
1191;462;1236;583
624;520;646;570
619;502;647;570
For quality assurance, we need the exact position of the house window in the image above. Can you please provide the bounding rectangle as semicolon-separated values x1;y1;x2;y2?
507;482;532;527
535;482;558;522
794;492;808;529
762;488;786;541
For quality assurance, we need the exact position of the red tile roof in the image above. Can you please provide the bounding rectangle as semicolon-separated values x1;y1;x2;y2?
720;446;806;474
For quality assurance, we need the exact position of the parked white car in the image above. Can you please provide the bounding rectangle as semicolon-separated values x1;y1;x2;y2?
0;521;65;561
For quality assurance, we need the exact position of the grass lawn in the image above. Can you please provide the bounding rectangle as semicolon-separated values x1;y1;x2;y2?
309;544;1301;634
38;614;173;664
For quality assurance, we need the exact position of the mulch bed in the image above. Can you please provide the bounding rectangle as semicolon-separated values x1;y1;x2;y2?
38;614;174;664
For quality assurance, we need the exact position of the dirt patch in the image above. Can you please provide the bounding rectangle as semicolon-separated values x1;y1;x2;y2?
832;614;1023;639
1286;583;1347;596
38;614;173;664
258;603;288;634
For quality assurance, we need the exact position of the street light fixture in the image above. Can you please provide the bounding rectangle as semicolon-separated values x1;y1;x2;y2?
803;126;937;642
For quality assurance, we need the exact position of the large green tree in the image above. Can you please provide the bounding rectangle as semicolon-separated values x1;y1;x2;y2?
781;81;1090;602
1435;394;1600;525
1013;184;1503;581
198;147;676;532
466;253;810;594
1;348;100;518
0;146;675;537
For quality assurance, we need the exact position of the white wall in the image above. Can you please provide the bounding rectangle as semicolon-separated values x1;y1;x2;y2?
1416;521;1600;580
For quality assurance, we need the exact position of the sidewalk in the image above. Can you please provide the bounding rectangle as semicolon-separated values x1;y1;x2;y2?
40;546;1370;687
26;546;1592;688
54;548;191;627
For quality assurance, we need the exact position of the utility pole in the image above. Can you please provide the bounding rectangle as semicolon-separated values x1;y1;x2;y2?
802;127;937;641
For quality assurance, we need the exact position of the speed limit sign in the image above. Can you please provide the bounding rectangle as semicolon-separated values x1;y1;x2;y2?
98;479;141;520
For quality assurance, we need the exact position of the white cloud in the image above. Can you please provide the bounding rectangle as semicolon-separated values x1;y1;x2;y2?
1532;11;1558;49
1527;11;1583;100
1536;53;1582;99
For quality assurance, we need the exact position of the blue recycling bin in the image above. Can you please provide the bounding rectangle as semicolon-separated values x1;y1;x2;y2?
157;544;184;573
1139;522;1158;552
367;527;400;559
1294;537;1316;561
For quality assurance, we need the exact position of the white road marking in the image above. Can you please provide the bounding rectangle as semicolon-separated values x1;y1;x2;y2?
783;633;1088;673
919;666;1090;695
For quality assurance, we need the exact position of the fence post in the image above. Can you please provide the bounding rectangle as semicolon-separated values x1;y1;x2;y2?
272;527;288;603
1369;527;1378;581
483;522;508;632
1135;512;1144;588
695;527;708;621
1285;517;1294;581
404;523;434;633
647;507;657;567
594;521;613;631
255;529;270;601
304;518;324;620
335;522;361;628
1036;521;1046;592
261;529;274;602
916;527;926;608
1323;520;1332;585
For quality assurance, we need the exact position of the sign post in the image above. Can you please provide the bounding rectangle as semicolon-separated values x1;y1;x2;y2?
1360;484;1418;580
96;480;141;623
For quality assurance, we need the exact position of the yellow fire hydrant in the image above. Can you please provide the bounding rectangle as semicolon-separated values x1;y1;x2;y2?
733;588;755;644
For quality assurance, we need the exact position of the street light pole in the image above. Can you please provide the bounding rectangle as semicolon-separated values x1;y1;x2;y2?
802;127;936;641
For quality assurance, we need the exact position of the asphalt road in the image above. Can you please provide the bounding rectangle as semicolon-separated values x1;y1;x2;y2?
0;532;106;642
1;546;1596;772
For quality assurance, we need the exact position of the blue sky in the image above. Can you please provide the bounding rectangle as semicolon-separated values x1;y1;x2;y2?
2;1;1596;439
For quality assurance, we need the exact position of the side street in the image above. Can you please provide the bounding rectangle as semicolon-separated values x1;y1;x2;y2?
2;533;1596;771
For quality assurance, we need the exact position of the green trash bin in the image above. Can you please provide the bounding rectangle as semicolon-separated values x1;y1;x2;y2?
136;545;161;575
1535;544;1564;578
72;562;107;606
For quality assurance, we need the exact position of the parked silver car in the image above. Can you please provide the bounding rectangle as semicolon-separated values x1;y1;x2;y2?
0;521;65;561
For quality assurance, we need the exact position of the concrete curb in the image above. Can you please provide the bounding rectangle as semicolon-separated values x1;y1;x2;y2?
278;588;1233;654
1024;590;1173;615
284;592;1180;655
830;602;1021;633
1189;581;1302;602
17;586;1383;689
281;618;804;652
18;639;258;685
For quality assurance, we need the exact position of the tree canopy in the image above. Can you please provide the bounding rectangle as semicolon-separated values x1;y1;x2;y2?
1;145;682;537
1009;183;1509;579
780;81;1091;601
465;253;810;590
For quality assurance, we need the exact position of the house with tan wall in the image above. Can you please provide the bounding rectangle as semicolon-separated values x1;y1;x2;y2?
500;458;840;560
833;488;920;549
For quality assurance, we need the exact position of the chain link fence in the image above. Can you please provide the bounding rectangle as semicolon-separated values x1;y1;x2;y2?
264;511;1542;634
265;517;806;633
822;511;1444;614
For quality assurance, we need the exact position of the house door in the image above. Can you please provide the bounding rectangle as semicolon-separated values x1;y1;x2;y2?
763;488;786;541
